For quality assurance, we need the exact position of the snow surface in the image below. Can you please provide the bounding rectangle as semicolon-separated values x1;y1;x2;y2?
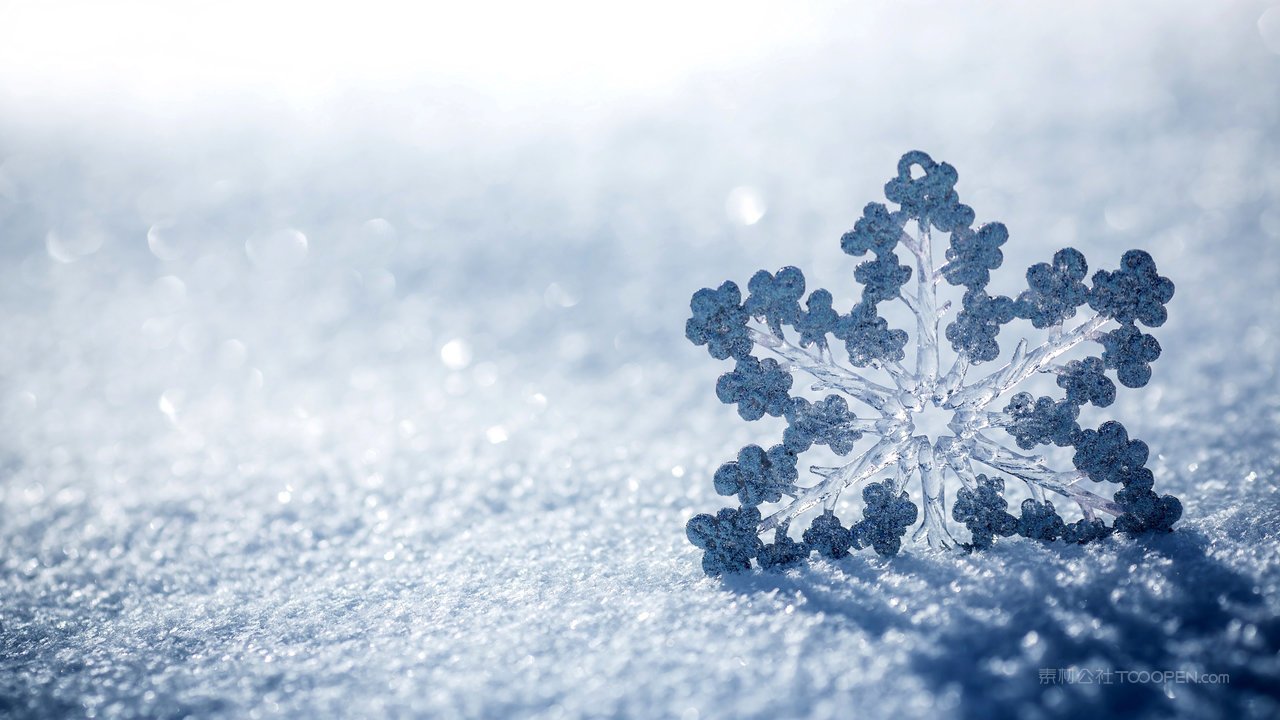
2;3;1280;718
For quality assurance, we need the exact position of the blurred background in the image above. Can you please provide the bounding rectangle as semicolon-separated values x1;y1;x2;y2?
1;2;1278;718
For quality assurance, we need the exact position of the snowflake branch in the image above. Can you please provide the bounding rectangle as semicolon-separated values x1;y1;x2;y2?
944;313;1113;411
758;436;912;534
931;262;950;286
911;437;955;548
911;221;941;391
935;354;970;405
843;418;888;436
882;359;915;393
892;443;918;495
748;326;899;414
938;447;979;491
968;434;1122;516
899;229;923;260
820;343;836;365
898;291;921;316
822;489;842;513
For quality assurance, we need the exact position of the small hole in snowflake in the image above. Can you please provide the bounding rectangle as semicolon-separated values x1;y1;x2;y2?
910;401;956;444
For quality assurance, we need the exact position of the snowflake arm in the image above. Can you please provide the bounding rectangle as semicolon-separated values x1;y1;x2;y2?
747;326;898;414
908;222;941;391
1001;393;1081;450
686;276;905;417
831;306;910;386
908;437;955;548
782;395;878;455
840;201;918;388
757;435;912;534
936;437;981;491
944;312;1112;410
968;433;1122;518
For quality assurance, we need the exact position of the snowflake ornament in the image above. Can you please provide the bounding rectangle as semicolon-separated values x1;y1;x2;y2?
685;151;1181;575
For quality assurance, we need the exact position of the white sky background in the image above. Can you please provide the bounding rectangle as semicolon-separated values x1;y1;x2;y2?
0;0;816;123
3;1;1278;148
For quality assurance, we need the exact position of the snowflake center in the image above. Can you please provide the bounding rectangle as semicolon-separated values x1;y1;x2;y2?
908;398;956;444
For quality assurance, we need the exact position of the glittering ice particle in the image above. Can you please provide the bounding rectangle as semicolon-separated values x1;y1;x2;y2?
725;186;767;226
246;228;309;268
441;339;473;370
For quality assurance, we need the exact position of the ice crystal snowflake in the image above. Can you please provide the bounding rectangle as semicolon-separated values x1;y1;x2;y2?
685;151;1182;575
